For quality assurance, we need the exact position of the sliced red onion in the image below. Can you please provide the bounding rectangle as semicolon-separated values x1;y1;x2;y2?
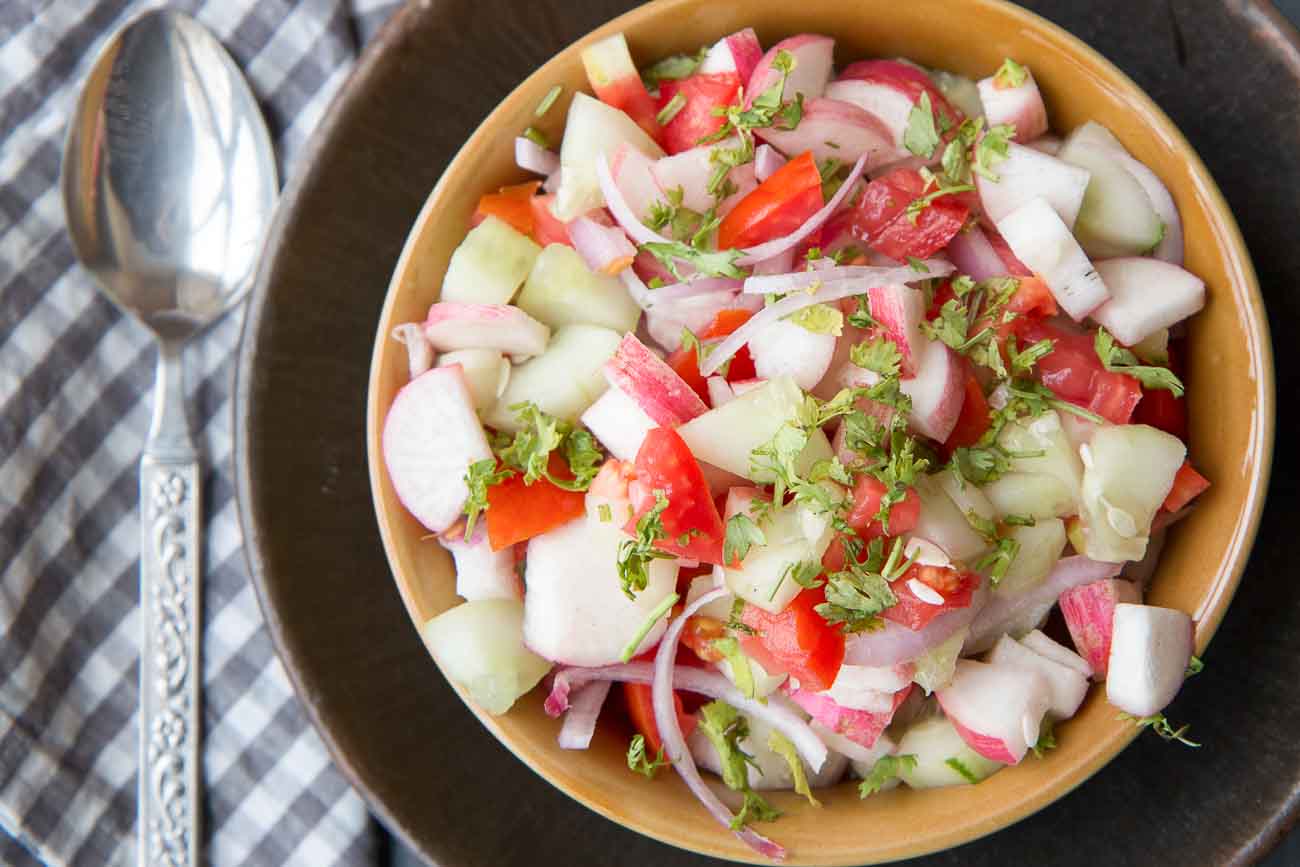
569;216;637;275
735;153;868;265
742;263;935;295
654;586;788;860
543;167;562;194
391;322;433;379
515;136;560;176
556;681;611;750
645;276;744;303
946;224;1008;281
750;248;796;276
701;261;953;376
619;268;655;311
844;583;989;668
597;152;675;246
964;556;1123;652
754;144;787;182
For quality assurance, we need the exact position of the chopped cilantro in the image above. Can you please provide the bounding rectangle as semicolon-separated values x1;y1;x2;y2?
1118;712;1200;748
656;92;687;126
994;58;1029;89
788;303;844;335
859;754;917;797
1095;328;1185;396
626;734;669;778
712;636;759;699
535;84;563;117
697;701;782;829
1187;655;1205;677
945;756;979;783
522;126;549;149
904;91;942;158
619;591;679;662
768;730;820;806
640;241;747;279
494;402;603;491
597;503;613;523
1031;717;1057;757
723;512;766;565
641;47;708;89
461;459;514;537
973;123;1016;181
616;490;676;598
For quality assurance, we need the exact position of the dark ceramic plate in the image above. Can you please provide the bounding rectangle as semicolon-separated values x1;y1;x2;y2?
234;1;1296;864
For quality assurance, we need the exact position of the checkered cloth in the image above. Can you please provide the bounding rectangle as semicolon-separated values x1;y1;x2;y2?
0;1;400;864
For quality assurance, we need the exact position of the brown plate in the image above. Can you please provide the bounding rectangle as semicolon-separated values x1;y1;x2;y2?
237;1;1292;865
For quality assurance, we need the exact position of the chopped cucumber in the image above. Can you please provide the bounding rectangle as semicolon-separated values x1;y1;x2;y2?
1057;136;1163;259
1078;424;1185;562
421;599;552;715
723;499;834;614
896;715;1004;789
484;324;621;431
516;244;641;333
441;215;541;305
997;518;1067;594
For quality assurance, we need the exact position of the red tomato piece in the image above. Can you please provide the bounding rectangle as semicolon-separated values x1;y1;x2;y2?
666;345;710;402
472;181;540;236
1018;321;1143;425
845;475;921;539
717;151;823;250
680;615;728;664
1006;275;1058;319
485;454;586;550
591;75;662;144
1132;387;1187;440
529;194;572;247
740;588;845;692
623;682;696;755
700;308;754;339
657;72;741;154
846;168;970;260
626;428;726;564
943;372;991;453
883;567;980;631
667;309;759;401
1162;461;1210;513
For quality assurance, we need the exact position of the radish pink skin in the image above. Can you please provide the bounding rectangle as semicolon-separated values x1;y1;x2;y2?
746;34;835;107
756;98;897;169
603;333;709;427
788;685;912;749
423;302;549;356
701;28;763;83
977;73;1049;142
945;713;1022;764
867;285;926;377
900;339;965;442
1059;578;1142;679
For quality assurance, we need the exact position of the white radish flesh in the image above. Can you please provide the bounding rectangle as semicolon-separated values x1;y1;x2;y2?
699;28;764;82
748;34;835;106
485;324;621;431
900;337;966;442
747;317;837;392
580;384;656;461
996;197;1110;320
1020;629;1094;679
1089;257;1206;347
977;142;1091;227
1106;603;1194;717
440;529;521;602
392;323;434;380
823;78;914;153
936;659;1052;764
382;366;492;533
435;348;508;413
757;98;898;169
977;71;1048;142
440;215;541;306
988;634;1089;720
523;517;679;667
424;302;551;357
422;599;552;715
868;285;927;377
609;143;665;223
651;138;748;214
604;333;709;427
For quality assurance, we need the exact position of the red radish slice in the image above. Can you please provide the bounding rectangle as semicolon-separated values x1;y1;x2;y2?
604;333;709;427
977;71;1048;142
609;143;665;224
787;685;911;749
937;659;1052;764
1106;603;1195;718
439;522;522;602
1059;577;1141;679
568;216;636;275
717;162;758;218
734;153;869;265
556;680;611;750
706;376;736;408
823;79;913;152
899;337;965;442
867;284;926;376
842;583;988;667
580;384;657;461
988;634;1089;719
754;144;787;182
699;27;763;83
996;197;1110;321
650;138;746;213
747;34;835;107
757;98;897;168
515;136;560;176
656;73;743;155
1089;258;1205;346
423;302;551;356
977;141;1091;228
382;366;492;533
596;152;675;246
945;224;1009;281
391;322;433;379
965;556;1123;654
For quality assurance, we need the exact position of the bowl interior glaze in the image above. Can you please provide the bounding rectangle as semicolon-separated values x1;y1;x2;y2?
366;1;1272;862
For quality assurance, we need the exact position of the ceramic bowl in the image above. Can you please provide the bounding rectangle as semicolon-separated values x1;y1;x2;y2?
365;0;1273;862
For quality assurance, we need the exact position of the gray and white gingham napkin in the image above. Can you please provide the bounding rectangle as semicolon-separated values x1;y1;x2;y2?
1;2;399;864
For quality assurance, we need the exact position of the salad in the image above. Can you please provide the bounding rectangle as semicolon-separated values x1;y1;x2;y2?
382;27;1212;860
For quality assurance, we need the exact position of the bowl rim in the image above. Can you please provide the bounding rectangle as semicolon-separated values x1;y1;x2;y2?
359;0;1274;862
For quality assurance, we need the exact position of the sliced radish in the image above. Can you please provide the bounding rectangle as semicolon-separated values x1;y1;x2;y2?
746;317;837;391
868;284;926;376
1106;603;1194;717
1020;629;1094;679
1059;577;1142;679
651;137;745;213
580;384;657;461
912;473;986;562
754;144;787;182
580;33;660;142
423;302;551;357
843;583;988;668
392;322;434;380
1024;134;1062;156
699;27;764;83
557;680;611;750
945;224;1010;281
900;337;966;442
823;78;914;154
706;376;736;407
977;141;1091;228
440;524;522;603
936;659;1051;764
382;366;492;533
434;348;508;413
988;634;1089;720
995;197;1110;320
977;70;1048;142
788;685;911;749
1089;258;1206;346
604;333;709;427
523;517;679;666
824;663;914;711
555;92;664;221
747;34;835;106
757;97;898;169
609;143;666;223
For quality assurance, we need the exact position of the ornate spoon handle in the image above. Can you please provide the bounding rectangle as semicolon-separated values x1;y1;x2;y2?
139;342;201;867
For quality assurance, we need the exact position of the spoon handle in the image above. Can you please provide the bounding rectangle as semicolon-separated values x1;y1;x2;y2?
139;343;201;867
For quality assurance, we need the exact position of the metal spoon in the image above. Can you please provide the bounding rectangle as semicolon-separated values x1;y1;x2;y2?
61;10;277;865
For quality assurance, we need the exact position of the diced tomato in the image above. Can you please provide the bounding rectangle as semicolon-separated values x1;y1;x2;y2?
680;615;728;664
1018;321;1143;425
624;682;696;755
1006;275;1058;319
666;309;759;401
471;181;540;236
485;454;586;550
740;587;845;692
1162;461;1210;513
943;372;991;453
530;194;572;246
657;72;742;154
845;168;970;260
700;308;754;339
845;475;921;539
717;151;823;250
1132;386;1187;440
666;345;710;402
982;221;1033;276
883;567;980;631
591;75;662;144
626;428;726;564
927;278;958;319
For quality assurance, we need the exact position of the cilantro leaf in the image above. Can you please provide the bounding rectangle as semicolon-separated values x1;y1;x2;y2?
859;754;917;797
535;84;563;117
462;459;514;537
712;636;759;699
994;57;1029;89
616;490;676;598
1117;712;1200;748
494;402;603;491
640;241;747;279
656;92;687;126
697;701;782;829
641;47;708;89
522;126;549;149
771;559;823;602
1031;717;1057;758
945;756;980;783
973;123;1016;181
1186;655;1205;677
626;734;669;778
768;730;820;807
850;337;903;379
620;591;679;663
724;513;766;565
904;91;942;158
1094;327;1185;396
788;302;844;335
